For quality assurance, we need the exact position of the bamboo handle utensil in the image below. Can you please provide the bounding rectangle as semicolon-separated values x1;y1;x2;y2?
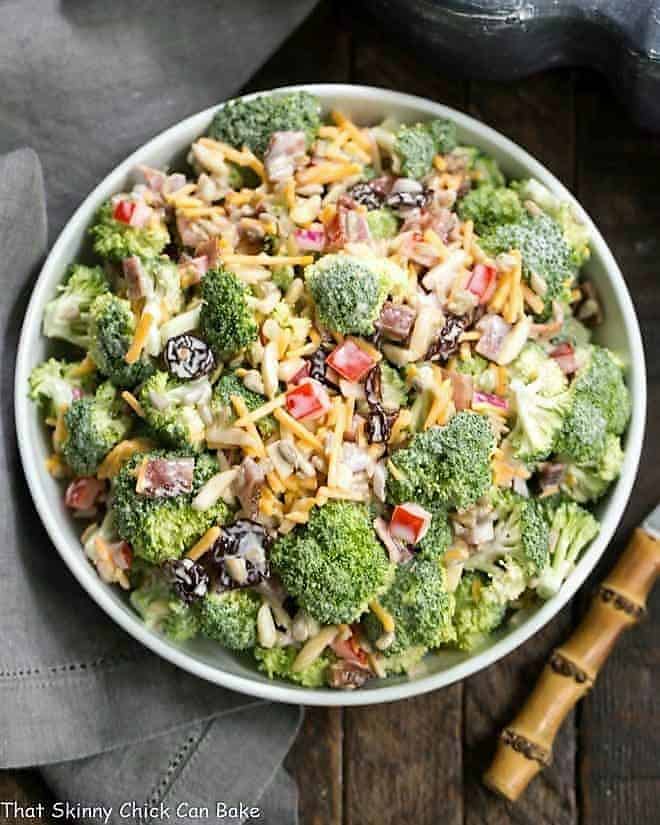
483;525;660;801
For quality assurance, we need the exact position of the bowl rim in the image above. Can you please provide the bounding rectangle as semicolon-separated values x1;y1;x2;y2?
15;83;646;707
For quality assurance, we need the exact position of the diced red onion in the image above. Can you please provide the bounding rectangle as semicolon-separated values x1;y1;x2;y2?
473;390;509;411
294;224;325;251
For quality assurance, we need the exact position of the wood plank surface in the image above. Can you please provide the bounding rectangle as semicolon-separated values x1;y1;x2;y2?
574;69;660;825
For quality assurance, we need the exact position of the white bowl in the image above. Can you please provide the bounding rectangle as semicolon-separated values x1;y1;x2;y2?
15;84;646;706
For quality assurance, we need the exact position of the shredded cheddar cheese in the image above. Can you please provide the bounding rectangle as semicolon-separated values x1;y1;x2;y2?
124;310;154;365
97;438;155;479
186;526;222;561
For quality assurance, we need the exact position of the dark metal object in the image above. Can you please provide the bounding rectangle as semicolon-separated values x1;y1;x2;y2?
359;1;660;131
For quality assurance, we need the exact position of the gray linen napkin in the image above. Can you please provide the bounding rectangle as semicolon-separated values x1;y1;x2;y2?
0;1;320;821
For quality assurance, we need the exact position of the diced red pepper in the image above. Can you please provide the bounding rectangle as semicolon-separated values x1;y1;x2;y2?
64;477;106;510
467;264;497;304
112;199;136;224
326;340;376;382
285;379;331;421
389;503;432;545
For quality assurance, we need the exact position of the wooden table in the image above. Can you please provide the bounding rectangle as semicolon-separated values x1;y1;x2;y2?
2;3;658;823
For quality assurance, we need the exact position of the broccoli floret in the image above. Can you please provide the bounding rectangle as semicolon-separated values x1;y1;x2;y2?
571;346;631;436
207;91;321;158
481;213;577;319
305;253;390;336
271;265;295;292
138;256;185;316
535;502;599;599
89;201;169;261
514;179;590;267
270;501;393;626
506;345;572;464
88;293;155;388
452;572;509;651
466;491;550;577
42;264;109;349
377;645;428;675
457;185;524;235
210;372;276;438
138;371;206;451
199;267;258;358
455;352;489;379
380;363;408;412
130;568;200;642
415;502;452;561
386;412;495;510
555;396;608;466
560;434;624;503
112;451;229;564
394;124;436;179
366;207;400;240
451;147;506;188
29;357;96;419
199;589;260;650
428;119;459;155
554;346;630;476
254;645;333;688
364;557;455;656
394;118;458;179
62;381;131;475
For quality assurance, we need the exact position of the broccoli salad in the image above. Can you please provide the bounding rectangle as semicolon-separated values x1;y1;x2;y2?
29;90;631;690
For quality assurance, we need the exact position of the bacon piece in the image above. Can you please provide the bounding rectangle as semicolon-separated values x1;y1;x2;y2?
325;197;370;250
374;516;410;564
331;637;369;668
378;301;416;342
122;256;151;301
177;215;208;248
137;457;195;498
446;370;473;411
328;660;372;690
475;314;511;362
138;165;166;193
195;238;220;270
550;342;578;375
128;199;152;228
264;131;307;182
539;462;565;496
235;458;266;518
64;477;106;511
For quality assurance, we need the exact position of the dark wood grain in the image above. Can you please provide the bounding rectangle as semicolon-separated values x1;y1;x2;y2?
344;692;463;825
285;709;344;825
461;69;580;825
574;70;660;825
